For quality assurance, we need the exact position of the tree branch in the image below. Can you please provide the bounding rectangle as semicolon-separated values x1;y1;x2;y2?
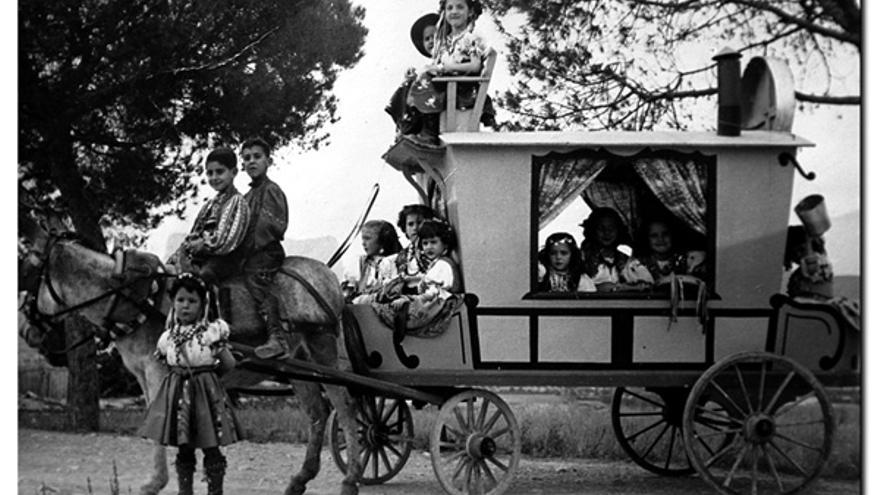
794;91;859;104
725;0;859;46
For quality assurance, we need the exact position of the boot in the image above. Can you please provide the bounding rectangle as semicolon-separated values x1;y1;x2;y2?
204;450;227;495
255;326;290;359
174;452;196;495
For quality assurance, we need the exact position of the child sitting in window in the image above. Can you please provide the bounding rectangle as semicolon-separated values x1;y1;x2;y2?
580;208;632;292
405;0;494;146
639;220;688;285
537;233;596;293
373;219;461;339
348;220;402;304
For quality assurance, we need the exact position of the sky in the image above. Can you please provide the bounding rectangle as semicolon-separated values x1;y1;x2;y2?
144;1;862;279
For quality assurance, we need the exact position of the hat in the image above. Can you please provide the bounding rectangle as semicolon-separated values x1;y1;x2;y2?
410;13;440;58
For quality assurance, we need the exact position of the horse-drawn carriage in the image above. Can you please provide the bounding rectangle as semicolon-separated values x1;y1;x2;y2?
19;55;859;495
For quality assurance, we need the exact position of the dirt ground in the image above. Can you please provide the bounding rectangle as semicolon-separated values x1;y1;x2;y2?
18;428;859;495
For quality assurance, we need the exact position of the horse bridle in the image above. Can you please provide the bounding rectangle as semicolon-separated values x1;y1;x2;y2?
21;232;169;355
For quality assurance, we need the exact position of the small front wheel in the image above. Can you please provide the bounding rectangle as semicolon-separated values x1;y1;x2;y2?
430;389;521;495
328;395;413;485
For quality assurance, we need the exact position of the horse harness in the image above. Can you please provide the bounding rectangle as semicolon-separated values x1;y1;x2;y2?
21;233;169;355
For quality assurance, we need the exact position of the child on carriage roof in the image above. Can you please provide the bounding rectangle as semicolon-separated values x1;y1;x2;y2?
401;0;496;146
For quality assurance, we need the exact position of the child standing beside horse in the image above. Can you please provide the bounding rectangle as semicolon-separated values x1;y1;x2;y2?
140;273;241;495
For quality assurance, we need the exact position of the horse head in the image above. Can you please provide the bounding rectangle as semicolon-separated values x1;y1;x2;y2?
18;219;169;347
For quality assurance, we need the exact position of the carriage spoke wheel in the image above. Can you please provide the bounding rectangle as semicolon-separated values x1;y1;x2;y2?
612;386;704;476
430;389;522;495
329;395;413;485
683;352;834;495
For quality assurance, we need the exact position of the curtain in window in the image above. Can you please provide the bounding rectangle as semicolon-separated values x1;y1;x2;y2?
581;181;640;242
632;158;707;235
537;158;607;229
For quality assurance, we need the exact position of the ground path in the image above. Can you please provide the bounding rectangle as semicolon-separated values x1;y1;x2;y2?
18;429;858;495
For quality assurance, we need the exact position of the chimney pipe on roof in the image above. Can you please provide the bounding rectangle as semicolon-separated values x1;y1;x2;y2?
712;47;742;136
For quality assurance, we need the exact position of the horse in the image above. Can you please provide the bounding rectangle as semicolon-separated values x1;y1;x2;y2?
19;221;364;495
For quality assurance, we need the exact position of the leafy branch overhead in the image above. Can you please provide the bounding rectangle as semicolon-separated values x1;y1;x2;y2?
19;0;367;248
486;0;860;131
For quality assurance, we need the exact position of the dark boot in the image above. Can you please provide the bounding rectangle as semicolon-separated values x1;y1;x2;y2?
254;291;290;359
204;450;227;495
175;450;196;495
255;325;290;359
393;302;409;343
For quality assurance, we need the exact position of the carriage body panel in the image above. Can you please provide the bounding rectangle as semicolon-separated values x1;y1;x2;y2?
353;129;859;390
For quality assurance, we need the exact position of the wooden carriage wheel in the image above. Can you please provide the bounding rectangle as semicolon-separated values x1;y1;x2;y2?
683;352;834;494
430;389;522;495
612;387;736;477
328;395;414;485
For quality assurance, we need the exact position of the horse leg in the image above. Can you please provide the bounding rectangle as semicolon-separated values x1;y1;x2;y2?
138;357;170;495
302;329;363;495
116;331;170;495
324;384;362;495
284;379;331;495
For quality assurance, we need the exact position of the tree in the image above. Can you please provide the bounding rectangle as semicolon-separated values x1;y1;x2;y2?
486;0;860;131
19;0;368;248
19;0;367;431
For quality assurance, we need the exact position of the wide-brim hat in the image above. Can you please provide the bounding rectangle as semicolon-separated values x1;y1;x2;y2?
410;13;440;58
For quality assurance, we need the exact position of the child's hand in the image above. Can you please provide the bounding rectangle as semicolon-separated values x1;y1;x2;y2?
390;298;408;310
404;67;417;81
185;238;206;255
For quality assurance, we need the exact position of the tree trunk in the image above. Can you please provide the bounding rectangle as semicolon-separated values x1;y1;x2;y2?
65;315;99;432
46;136;106;252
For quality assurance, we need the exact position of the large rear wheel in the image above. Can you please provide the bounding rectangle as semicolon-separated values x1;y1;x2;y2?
683;352;834;494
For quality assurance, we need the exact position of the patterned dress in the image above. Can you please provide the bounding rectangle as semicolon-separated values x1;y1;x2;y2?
409;29;489;114
139;319;242;448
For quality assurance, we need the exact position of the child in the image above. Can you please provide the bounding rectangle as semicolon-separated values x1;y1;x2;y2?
630;219;687;286
784;225;833;299
580;208;631;291
385;12;439;137
179;147;250;285
139;273;241;495
375;219;461;338
380;204;438;301
537;233;596;293
405;0;494;146
349;220;402;304
239;137;291;360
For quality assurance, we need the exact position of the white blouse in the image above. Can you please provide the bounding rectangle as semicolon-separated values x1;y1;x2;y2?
157;319;229;367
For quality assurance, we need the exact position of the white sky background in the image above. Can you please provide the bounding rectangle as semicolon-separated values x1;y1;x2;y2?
145;1;861;277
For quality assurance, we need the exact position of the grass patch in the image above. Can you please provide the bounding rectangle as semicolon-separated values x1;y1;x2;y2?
20;389;860;480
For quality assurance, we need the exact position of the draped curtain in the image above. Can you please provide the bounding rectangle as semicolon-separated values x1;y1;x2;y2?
537;158;607;229
632;158;708;235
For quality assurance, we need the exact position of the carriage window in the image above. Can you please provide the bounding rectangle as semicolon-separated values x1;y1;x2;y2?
529;148;713;298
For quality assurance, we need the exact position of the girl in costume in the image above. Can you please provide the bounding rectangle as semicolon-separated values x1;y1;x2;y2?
580;207;632;291
537;233;596;293
349;220;402;304
374;219;462;338
405;0;495;146
139;273;241;495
